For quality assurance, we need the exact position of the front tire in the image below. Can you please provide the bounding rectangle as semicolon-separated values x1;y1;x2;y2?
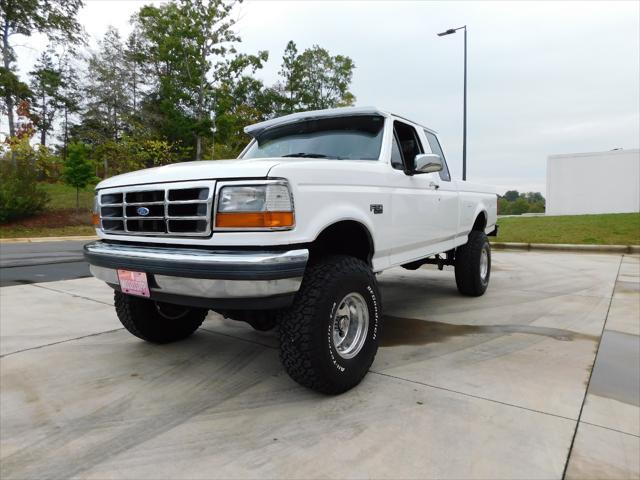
114;291;207;343
455;230;491;296
278;255;382;394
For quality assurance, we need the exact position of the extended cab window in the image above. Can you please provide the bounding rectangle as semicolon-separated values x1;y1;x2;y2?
242;115;385;160
423;130;451;181
393;121;423;171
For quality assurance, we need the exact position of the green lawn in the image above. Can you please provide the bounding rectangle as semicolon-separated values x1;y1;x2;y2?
494;213;640;245
0;183;97;239
41;182;95;211
0;225;96;239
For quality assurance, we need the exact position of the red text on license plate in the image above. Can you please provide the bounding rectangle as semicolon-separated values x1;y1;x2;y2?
117;269;150;297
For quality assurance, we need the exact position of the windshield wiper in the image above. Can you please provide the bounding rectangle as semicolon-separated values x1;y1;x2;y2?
282;152;334;159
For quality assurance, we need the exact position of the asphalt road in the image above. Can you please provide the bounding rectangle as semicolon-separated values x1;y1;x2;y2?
0;240;91;286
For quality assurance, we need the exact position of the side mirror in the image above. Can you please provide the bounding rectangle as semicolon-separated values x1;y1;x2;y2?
414;153;443;174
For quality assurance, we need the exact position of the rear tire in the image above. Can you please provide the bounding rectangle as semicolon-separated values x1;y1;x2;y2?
455;230;491;296
278;255;382;394
114;291;207;343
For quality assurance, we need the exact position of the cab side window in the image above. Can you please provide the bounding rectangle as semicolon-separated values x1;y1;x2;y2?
393;121;423;171
423;130;451;181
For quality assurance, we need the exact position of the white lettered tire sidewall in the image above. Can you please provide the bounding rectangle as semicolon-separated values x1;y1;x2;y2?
324;278;380;380
277;255;382;394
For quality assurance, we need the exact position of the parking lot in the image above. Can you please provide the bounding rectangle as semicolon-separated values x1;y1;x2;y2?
1;249;638;479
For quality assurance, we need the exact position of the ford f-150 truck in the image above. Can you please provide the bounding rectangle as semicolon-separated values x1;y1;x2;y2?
84;106;497;394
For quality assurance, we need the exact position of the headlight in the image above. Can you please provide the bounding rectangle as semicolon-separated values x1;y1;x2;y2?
215;182;294;229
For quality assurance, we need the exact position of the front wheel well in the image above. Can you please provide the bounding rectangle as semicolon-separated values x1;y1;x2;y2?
472;212;487;232
308;220;374;266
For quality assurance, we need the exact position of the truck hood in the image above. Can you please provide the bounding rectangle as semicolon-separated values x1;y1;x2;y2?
96;158;282;190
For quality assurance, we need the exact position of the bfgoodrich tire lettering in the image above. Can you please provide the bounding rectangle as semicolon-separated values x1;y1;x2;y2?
455;230;491;296
278;255;382;394
114;291;207;343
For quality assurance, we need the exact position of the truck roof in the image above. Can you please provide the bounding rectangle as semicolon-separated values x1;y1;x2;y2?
244;106;437;137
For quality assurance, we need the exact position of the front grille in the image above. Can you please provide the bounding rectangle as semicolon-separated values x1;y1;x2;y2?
98;181;216;237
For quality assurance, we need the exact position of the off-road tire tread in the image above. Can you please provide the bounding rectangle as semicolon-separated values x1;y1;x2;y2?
278;255;379;394
114;291;207;343
455;230;489;296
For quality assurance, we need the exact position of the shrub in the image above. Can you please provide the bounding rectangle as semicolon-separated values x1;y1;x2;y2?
0;156;49;223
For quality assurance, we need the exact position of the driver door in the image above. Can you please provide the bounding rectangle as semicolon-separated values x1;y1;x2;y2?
388;120;444;266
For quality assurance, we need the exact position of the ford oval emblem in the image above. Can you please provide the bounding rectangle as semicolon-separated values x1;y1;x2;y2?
136;206;150;216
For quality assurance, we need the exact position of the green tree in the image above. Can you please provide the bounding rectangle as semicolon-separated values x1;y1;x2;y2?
62;141;96;211
279;41;356;111
125;30;145;114
277;40;300;113
524;191;545;205
503;190;520;202
497;197;511;215
57;49;81;160
29;49;63;146
212;51;271;156
509;197;530;215
78;27;134;175
528;201;545;214
134;0;245;160
84;27;131;142
0;0;83;137
0;66;31;136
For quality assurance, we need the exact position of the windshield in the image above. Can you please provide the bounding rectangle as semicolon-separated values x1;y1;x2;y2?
242;115;385;160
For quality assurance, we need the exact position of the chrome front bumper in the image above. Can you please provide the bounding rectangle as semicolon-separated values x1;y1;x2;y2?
84;241;308;309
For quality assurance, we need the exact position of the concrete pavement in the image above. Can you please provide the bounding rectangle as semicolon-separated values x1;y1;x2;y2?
565;255;640;479
1;251;638;479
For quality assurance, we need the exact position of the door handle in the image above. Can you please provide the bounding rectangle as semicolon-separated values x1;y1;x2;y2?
429;181;440;190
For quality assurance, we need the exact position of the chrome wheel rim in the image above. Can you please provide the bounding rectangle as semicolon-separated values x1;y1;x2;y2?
480;247;489;281
332;292;369;359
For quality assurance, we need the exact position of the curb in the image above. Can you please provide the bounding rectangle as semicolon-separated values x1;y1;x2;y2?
491;242;640;254
0;235;98;244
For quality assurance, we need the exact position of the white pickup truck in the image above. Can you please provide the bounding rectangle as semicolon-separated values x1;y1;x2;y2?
85;106;497;394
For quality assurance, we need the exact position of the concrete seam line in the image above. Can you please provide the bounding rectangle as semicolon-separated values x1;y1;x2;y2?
199;327;277;350
0;235;98;244
28;283;113;307
560;254;625;480
0;328;125;358
369;370;577;423
578;420;640;439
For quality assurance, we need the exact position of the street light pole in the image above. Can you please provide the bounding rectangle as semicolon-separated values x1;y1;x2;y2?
438;25;467;181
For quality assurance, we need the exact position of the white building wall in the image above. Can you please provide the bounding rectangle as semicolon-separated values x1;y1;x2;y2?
546;149;640;216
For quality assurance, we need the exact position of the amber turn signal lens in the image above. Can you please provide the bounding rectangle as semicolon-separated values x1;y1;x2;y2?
215;212;294;228
92;213;100;226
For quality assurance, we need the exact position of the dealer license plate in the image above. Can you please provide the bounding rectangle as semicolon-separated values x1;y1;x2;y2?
117;269;150;298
